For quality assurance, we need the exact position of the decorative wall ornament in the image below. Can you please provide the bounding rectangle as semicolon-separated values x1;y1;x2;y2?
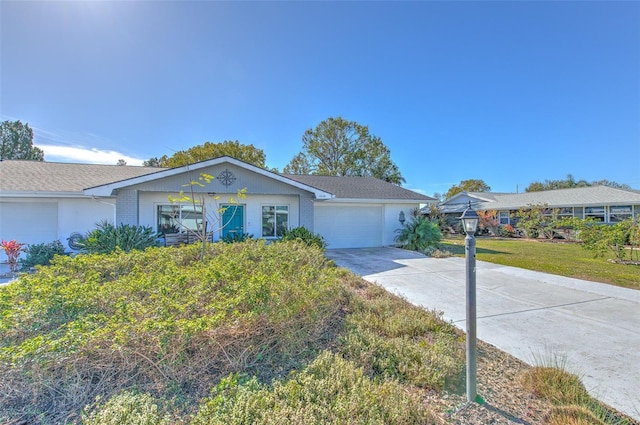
218;169;236;186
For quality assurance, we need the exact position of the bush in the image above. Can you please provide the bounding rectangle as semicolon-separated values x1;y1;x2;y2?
82;392;171;425
394;216;442;253
191;351;434;425
497;224;516;238
0;241;345;424
19;240;66;271
221;232;254;243
339;282;463;389
76;220;159;254
280;226;327;250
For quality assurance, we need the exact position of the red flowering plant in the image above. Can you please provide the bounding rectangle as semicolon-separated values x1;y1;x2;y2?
1;239;23;274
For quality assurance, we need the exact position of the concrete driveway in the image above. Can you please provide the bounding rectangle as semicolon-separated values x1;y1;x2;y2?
325;247;640;421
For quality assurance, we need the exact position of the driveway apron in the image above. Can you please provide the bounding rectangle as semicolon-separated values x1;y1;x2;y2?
325;247;640;421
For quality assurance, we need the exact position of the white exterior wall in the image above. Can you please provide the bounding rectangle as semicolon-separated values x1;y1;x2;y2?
0;197;115;251
383;203;419;246
138;192;300;240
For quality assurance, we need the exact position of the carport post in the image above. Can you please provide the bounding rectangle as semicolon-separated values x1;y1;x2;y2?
460;202;479;403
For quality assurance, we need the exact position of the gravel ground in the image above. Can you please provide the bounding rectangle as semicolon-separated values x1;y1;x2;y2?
424;341;639;425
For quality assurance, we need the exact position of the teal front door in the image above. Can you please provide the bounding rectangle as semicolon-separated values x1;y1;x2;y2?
222;205;244;239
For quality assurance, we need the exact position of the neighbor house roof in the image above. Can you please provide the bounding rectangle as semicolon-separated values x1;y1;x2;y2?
283;174;435;202
0;160;161;195
439;186;640;213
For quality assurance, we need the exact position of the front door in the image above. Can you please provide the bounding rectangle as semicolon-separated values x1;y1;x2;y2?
221;204;245;239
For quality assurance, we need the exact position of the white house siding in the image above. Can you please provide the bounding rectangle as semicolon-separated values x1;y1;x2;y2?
0;197;115;250
383;204;418;246
137;192;300;241
314;203;384;249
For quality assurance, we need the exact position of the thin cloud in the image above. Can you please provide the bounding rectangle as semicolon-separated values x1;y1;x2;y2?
37;144;145;166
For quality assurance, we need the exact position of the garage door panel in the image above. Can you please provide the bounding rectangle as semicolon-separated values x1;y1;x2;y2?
0;202;58;245
315;205;382;249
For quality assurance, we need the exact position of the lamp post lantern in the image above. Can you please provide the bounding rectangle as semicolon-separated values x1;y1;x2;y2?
459;201;479;403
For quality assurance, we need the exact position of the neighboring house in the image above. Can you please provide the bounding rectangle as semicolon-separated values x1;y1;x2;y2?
436;186;640;226
0;157;434;250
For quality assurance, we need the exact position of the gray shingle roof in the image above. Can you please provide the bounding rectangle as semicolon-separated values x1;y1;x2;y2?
0;160;162;193
282;174;434;201
441;186;640;212
1;160;434;202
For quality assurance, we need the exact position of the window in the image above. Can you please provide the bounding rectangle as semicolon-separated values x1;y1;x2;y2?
609;206;632;223
498;211;510;225
157;204;203;234
584;206;605;222
262;205;289;237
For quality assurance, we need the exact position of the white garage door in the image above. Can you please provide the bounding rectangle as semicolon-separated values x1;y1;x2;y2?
315;204;383;249
0;202;58;245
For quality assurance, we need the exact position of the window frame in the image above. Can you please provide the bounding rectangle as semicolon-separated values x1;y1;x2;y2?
261;204;289;238
156;203;204;235
609;205;632;223
584;206;606;222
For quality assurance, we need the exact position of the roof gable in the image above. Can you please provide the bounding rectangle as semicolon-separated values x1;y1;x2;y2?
83;156;334;199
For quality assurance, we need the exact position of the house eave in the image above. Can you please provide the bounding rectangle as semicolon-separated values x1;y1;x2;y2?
317;198;431;204
0;191;112;199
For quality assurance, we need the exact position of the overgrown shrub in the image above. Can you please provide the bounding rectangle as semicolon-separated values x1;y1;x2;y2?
82;391;171;425
19;240;66;271
280;226;327;250
394;216;442;253
338;281;463;389
76;220;159;254
579;219;637;261
0;241;345;424
191;351;434;425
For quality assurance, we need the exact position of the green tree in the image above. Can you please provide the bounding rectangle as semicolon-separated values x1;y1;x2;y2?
284;117;405;185
0;120;44;161
444;179;490;200
591;179;632;190
525;174;589;192
148;140;266;169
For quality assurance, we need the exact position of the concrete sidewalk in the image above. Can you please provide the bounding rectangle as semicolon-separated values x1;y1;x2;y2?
326;247;640;421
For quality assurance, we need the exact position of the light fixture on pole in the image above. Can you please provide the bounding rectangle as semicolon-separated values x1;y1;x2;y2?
399;211;406;225
459;201;479;403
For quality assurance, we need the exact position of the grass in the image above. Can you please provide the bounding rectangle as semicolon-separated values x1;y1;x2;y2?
439;237;640;290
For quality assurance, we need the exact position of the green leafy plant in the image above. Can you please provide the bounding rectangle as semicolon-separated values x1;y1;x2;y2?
75;221;159;254
513;203;548;239
280;226;327;250
578;219;636;262
82;391;171;425
221;232;254;243
394;215;442;253
1;239;23;274
19;240;66;271
191;351;434;425
497;224;516;238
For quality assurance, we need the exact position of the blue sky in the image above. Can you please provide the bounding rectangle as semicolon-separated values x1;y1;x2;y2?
2;1;639;196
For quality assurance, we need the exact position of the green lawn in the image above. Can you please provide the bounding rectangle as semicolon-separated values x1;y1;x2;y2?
439;237;640;290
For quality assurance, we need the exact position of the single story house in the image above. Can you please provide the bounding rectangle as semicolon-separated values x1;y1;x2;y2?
0;157;434;250
436;186;640;226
